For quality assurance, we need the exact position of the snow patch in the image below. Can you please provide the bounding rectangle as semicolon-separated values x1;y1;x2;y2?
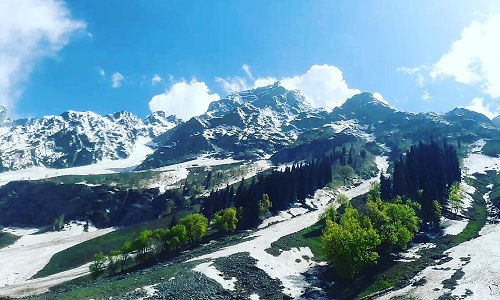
193;262;237;291
146;169;189;193
395;243;436;262
442;217;469;236
135;283;159;300
463;140;500;175
379;223;500;300
0;222;114;293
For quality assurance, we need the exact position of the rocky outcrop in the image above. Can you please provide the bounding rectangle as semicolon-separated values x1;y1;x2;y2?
0;181;168;228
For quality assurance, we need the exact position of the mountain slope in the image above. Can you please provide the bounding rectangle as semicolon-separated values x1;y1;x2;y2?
139;86;500;170
137;82;312;169
0;109;181;172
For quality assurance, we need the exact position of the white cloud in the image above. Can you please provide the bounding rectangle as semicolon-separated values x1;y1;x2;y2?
417;74;425;87
422;90;431;102
397;65;429;87
397;67;420;75
430;13;500;98
254;77;278;88
214;76;250;94
215;64;362;110
152;74;162;85
111;72;124;88
148;79;220;120
279;64;361;109
97;66;105;77
465;97;499;119
0;0;85;114
242;64;254;80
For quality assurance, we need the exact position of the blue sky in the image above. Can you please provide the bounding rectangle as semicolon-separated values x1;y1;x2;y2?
2;0;500;120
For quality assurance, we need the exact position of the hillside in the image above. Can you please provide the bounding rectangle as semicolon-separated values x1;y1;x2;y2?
0;84;500;299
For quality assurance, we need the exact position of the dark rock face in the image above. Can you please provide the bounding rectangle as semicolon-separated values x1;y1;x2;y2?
0;181;166;228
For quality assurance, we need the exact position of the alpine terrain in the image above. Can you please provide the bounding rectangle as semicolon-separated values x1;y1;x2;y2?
1;83;500;300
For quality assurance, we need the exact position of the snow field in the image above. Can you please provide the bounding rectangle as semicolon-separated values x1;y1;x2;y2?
379;224;500;300
193;262;237;291
0;222;114;297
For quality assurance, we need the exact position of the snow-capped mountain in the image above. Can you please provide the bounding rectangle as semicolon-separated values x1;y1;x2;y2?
1;83;498;173
139;85;500;170
137;82;314;169
0;109;181;172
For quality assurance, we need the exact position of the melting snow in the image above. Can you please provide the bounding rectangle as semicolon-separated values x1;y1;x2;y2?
193;262;237;291
0;222;114;297
442;218;469;236
189;158;388;299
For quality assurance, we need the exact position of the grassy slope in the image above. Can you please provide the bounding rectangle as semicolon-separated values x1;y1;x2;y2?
33;207;198;279
482;140;500;158
0;231;20;249
32;161;259;279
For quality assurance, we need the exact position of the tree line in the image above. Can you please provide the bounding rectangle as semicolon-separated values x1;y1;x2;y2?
89;207;246;279
201;144;369;228
380;140;460;226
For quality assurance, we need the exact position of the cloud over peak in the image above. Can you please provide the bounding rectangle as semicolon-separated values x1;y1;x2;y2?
465;97;499;120
215;64;362;110
148;79;220;121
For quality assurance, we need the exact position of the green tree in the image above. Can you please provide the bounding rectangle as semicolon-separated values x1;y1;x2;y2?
319;204;338;222
89;252;107;280
337;193;350;206
213;207;239;233
322;207;381;279
449;182;463;214
367;197;421;252
107;250;121;275
169;224;188;250
258;194;272;219
432;200;442;227
336;165;356;185
131;230;153;263
53;214;65;231
179;213;208;243
153;228;172;252
120;241;132;272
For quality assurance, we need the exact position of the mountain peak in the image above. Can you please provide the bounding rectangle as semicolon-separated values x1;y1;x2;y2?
446;107;494;125
206;83;310;118
332;92;396;124
340;92;394;113
346;92;392;108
